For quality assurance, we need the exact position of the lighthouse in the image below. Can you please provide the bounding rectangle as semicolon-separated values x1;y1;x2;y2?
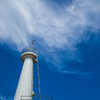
14;41;37;100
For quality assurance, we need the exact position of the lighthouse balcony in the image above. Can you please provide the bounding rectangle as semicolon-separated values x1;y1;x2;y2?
21;95;53;100
21;47;37;63
22;47;37;54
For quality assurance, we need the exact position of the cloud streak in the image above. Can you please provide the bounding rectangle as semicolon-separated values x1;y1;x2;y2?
0;0;100;75
0;0;100;50
0;94;13;100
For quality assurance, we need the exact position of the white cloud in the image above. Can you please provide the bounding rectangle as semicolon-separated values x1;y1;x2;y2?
0;0;100;51
0;0;100;74
0;94;13;100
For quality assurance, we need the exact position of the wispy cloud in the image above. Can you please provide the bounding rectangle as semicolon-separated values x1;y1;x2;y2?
0;94;13;100
59;70;94;78
0;0;100;50
0;0;100;74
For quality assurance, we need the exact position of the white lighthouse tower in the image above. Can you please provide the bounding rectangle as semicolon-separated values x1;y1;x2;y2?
14;41;37;100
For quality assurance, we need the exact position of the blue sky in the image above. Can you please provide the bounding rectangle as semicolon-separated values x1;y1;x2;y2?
0;0;100;100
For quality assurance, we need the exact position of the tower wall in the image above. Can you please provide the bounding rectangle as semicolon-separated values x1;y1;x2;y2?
14;52;37;100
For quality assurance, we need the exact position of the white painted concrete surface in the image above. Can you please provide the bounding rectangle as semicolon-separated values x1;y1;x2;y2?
14;52;36;100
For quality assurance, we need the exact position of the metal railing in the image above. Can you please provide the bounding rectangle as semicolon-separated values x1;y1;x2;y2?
22;47;37;54
21;95;53;100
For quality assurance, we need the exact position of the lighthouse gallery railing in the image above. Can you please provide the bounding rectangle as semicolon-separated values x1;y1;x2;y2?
22;47;37;54
21;95;53;100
